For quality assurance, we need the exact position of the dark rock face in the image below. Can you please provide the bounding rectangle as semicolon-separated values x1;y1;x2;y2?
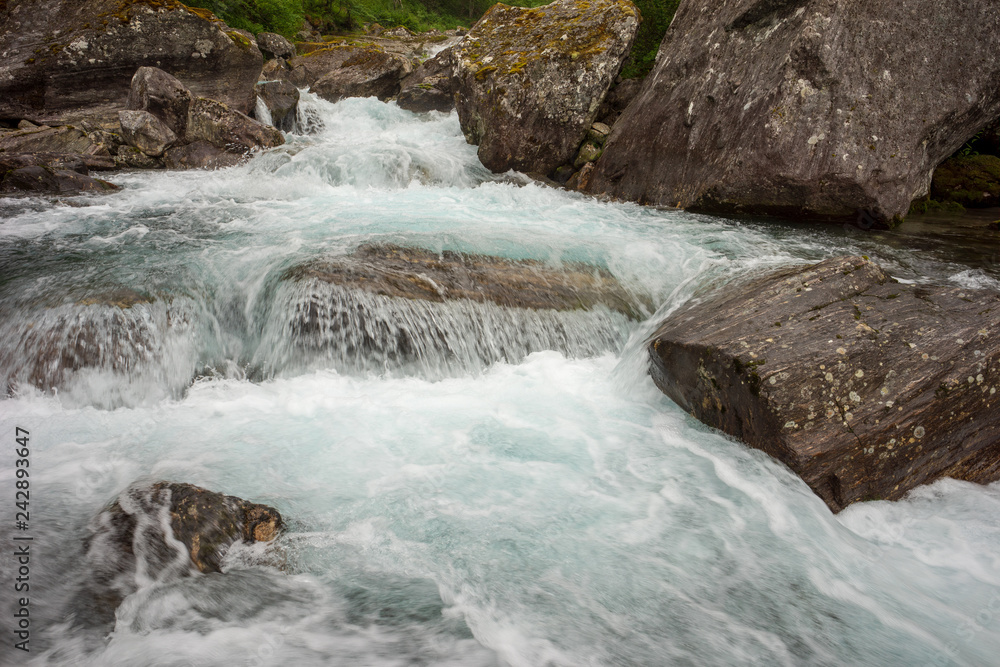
453;0;639;175
255;80;300;131
0;0;264;123
587;0;1000;225
0;153;119;195
397;47;455;114
648;256;1000;512
285;46;412;103
286;243;642;317
86;481;283;603
256;32;295;60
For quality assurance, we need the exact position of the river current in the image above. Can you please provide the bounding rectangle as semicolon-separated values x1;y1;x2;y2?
0;94;998;666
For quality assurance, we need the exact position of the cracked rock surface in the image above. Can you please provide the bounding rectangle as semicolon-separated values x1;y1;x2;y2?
648;256;1000;511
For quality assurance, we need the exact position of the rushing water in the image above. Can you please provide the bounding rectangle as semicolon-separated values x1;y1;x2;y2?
1;94;999;666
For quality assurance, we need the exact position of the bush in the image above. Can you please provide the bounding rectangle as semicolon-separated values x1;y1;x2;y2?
621;0;680;79
185;0;305;36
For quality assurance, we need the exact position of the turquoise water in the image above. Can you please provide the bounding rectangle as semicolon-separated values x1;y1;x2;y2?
0;95;998;666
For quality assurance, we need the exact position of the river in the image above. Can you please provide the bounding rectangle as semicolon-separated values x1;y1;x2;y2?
0;93;998;666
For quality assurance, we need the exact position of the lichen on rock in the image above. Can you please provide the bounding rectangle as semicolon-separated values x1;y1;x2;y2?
453;0;640;175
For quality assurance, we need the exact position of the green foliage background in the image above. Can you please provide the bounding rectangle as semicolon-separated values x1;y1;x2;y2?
182;0;678;78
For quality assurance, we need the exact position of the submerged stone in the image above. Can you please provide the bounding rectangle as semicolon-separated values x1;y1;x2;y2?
284;243;643;317
85;481;283;608
647;256;1000;512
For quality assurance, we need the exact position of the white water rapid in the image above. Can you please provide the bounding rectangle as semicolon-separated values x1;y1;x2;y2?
0;94;998;666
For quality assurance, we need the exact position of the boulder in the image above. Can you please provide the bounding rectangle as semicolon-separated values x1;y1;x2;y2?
122;67;283;168
647;256;1000;512
257;32;295;60
587;0;1000;225
255;80;300;131
117;110;177;157
397;46;456;114
0;124;110;156
285;243;643;317
286;46;412;103
452;0;640;175
124;67;194;138
162;140;244;170
186;97;285;153
0;153;119;195
0;0;263;124
86;481;282;601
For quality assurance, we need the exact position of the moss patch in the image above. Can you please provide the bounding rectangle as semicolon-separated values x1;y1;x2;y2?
931;154;1000;208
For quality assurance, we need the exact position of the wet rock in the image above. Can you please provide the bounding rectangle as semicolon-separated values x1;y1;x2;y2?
257;32;295;60
0;153;119;195
453;0;640;175
115;145;163;169
162;140;243;170
0;0;264;123
931;155;1000;208
86;481;283;602
285;243;643;317
286;45;412;103
397;46;455;114
124;67;283;168
117;110;177;157
566;162;596;191
125;66;194;138
647;256;1000;512
587;0;1000;225
0;165;119;195
0;124;110;156
186;97;285;153
255;80;300;131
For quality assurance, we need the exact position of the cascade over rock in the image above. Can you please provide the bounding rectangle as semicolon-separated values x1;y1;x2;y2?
647;256;1000;512
587;0;1000;224
0;0;264;123
452;0;640;176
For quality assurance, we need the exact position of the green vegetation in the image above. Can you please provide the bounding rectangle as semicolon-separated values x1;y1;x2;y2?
622;0;679;78
182;0;676;79
930;154;1000;208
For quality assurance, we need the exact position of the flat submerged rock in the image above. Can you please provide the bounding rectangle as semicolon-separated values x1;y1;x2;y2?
648;256;1000;512
285;243;643;318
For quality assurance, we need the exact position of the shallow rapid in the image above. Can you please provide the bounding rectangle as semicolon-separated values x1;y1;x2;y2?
1;94;998;666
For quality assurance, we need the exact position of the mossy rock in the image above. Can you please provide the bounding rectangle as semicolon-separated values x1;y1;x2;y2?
931;154;1000;208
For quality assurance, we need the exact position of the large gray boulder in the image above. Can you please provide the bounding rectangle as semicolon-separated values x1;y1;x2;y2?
587;0;1000;225
648;256;1000;512
452;0;640;176
0;0;264;123
117;110;177;157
